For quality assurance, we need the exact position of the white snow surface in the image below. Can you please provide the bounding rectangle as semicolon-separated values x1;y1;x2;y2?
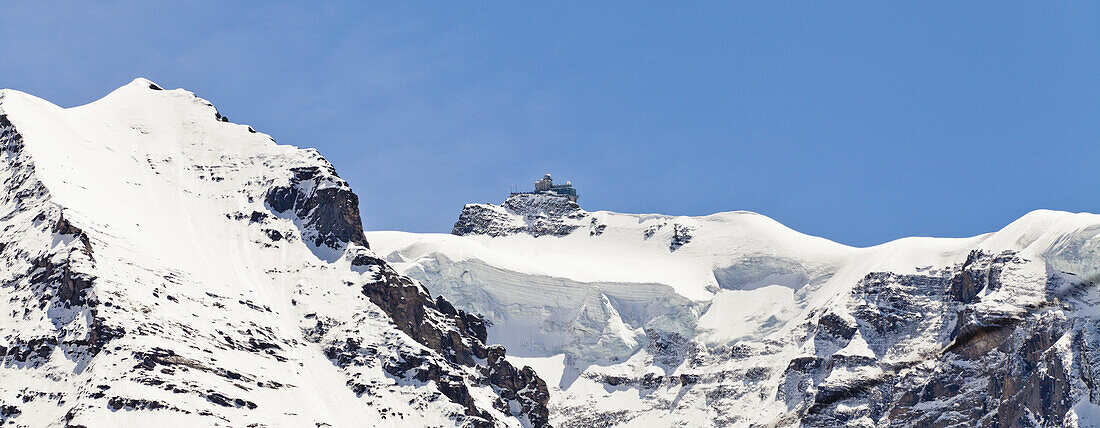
370;198;1100;426
0;80;525;427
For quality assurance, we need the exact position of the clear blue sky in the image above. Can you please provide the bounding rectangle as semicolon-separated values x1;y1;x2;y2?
3;2;1098;246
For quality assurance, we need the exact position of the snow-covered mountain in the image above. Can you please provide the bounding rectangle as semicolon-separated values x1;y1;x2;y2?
0;80;549;427
5;78;1099;428
369;193;1100;427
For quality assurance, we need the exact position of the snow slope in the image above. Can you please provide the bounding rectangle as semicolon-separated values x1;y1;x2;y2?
369;194;1100;427
0;80;547;427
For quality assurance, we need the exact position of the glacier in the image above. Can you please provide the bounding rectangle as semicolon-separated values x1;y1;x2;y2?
369;193;1100;427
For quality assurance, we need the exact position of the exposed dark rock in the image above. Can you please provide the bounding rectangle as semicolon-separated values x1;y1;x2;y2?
133;347;261;385
263;229;283;241
108;396;169;411
453;193;586;237
265;166;369;249
205;392;257;409
786;251;1082;426
816;312;857;342
358;262;551;426
248;210;269;223
947;250;1017;304
669;223;693;251
1;404;22;421
589;222;607;236
350;252;386;267
33;214;98;308
485;345;551;426
646;329;696;368
84;314;125;356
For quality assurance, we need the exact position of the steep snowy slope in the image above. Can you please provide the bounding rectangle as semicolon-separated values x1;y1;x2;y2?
0;80;548;427
369;194;1100;427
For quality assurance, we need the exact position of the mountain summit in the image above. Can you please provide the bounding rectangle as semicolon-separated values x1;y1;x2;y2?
0;80;548;427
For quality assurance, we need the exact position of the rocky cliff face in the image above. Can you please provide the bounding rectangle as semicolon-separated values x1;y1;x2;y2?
0;80;548;427
453;193;589;238
265;164;370;249
786;250;1085;426
372;193;1100;427
349;252;550;427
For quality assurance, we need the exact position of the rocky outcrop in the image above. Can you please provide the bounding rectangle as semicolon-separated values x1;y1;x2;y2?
265;164;369;249
453;193;588;237
344;251;551;427
669;223;694;251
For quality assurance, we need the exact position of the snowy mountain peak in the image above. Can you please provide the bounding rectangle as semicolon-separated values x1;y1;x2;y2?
7;78;1100;427
127;77;163;90
0;82;549;427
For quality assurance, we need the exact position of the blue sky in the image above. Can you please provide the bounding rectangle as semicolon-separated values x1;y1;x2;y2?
3;2;1098;246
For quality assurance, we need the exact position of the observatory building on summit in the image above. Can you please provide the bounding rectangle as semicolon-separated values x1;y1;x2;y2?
515;173;578;202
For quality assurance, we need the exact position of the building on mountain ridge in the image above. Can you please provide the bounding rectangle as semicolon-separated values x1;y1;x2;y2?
517;173;578;202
